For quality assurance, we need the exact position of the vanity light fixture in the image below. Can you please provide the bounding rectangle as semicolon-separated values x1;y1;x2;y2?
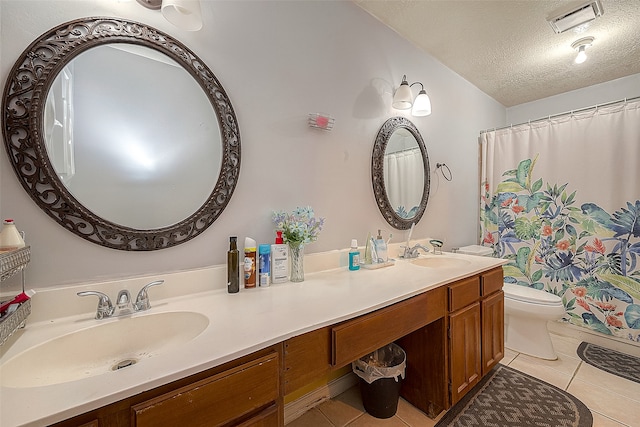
571;37;594;64
392;75;432;117
136;0;203;31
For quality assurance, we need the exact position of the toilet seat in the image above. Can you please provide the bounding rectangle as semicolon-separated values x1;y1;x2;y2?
503;283;563;306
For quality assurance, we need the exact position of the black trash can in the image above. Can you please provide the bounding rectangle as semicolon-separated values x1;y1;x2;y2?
352;343;406;419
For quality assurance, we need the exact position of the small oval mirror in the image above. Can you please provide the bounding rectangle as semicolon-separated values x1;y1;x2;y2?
371;117;430;230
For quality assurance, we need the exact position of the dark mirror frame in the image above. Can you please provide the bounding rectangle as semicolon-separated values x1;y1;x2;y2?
371;116;430;230
2;17;240;251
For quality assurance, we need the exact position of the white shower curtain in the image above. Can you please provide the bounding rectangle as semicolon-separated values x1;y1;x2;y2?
384;148;423;218
479;99;640;342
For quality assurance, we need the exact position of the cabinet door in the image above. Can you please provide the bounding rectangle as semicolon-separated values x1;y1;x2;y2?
284;327;331;395
449;302;481;405
482;290;504;375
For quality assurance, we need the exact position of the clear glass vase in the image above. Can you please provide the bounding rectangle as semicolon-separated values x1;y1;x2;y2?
289;242;305;282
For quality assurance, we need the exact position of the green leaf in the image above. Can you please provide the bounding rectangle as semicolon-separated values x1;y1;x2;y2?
503;264;526;278
532;269;543;282
564;297;575;310
566;224;577;239
516;247;531;274
598;273;640;299
514;217;541;240
531;178;543;193
624;305;640;329
516;159;532;187
496;181;525;193
503;169;517;177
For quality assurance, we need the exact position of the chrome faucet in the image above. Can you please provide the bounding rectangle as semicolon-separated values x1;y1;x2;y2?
76;291;114;319
400;243;431;259
133;280;164;311
77;280;164;320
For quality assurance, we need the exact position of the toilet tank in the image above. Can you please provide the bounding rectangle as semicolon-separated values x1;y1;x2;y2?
457;245;493;257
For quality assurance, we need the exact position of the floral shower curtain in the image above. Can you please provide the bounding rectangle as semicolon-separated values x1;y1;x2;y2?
479;99;640;342
384;148;423;218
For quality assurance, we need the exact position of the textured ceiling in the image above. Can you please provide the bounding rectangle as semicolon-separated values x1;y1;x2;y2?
355;0;640;107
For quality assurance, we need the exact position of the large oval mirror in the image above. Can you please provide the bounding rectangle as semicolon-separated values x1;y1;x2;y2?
2;17;240;250
371;117;430;230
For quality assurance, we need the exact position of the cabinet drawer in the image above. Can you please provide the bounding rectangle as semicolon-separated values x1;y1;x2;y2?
448;276;480;312
481;267;504;296
132;352;279;427
332;287;445;367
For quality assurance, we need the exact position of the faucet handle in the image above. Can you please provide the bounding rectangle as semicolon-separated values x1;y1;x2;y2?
116;289;131;308
77;291;114;319
134;280;164;311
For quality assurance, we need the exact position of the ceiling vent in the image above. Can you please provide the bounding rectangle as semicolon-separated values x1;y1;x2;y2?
547;0;604;33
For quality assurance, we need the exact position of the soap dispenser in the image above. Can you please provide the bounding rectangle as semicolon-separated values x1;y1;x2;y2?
270;231;289;284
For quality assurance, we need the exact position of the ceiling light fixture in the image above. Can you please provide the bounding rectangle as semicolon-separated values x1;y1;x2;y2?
136;0;203;31
392;75;432;117
547;0;603;34
571;37;594;64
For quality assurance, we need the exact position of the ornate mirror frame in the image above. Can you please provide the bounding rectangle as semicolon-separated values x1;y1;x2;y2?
371;116;430;230
2;17;240;250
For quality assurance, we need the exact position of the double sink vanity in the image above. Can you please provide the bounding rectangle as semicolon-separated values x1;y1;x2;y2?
0;251;506;427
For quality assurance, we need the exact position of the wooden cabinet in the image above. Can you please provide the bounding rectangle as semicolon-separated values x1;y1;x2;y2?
447;277;482;405
396;309;448;418
481;269;504;375
332;289;445;368
284;327;331;395
447;267;504;405
52;346;283;427
132;352;280;427
50;266;504;426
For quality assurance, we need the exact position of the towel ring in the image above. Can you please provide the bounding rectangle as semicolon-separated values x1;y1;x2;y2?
436;163;452;181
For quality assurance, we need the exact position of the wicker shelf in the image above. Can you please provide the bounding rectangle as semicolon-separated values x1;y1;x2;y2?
1;246;31;282
1;246;31;345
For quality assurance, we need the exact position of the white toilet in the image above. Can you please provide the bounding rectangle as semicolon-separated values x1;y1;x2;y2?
503;282;566;360
502;283;565;360
456;245;566;360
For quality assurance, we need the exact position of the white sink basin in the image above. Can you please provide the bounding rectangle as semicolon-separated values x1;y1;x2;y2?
411;256;471;269
0;311;209;388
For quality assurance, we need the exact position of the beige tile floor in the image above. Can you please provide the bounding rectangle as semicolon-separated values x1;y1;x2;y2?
286;332;640;427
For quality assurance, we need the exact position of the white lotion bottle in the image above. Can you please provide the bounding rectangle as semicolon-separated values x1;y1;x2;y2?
271;231;289;284
0;219;25;251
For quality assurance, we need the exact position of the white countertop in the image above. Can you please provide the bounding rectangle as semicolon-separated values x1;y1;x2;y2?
0;251;505;427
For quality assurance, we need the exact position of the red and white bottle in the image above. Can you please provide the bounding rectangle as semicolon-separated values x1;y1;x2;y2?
0;219;25;251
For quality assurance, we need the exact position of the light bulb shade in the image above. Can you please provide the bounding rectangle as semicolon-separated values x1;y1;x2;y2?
575;46;587;64
392;79;413;110
411;90;432;116
161;0;203;31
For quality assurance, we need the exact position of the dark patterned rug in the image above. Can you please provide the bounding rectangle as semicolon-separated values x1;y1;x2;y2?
577;341;640;384
435;365;592;427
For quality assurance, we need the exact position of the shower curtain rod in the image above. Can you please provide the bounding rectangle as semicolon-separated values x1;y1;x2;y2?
480;95;640;135
385;146;422;155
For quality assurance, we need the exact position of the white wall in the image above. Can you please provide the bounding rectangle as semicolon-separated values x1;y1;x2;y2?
506;73;640;124
0;0;505;289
